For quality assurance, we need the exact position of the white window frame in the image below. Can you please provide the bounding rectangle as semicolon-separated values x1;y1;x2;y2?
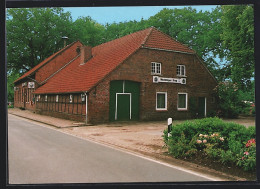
151;62;161;75
177;65;186;77
45;95;48;102
69;94;73;103
177;93;188;111
156;92;167;110
56;95;59;102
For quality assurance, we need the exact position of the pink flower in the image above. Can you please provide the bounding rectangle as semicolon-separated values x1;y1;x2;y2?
197;140;202;144
242;157;245;160
244;151;249;156
203;139;207;143
219;137;224;141
246;138;256;147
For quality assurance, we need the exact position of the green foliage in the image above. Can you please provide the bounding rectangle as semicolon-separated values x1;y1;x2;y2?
236;139;256;171
164;117;256;171
220;5;254;91
7;72;20;102
7;8;75;73
167;133;197;158
214;81;255;118
72;16;105;46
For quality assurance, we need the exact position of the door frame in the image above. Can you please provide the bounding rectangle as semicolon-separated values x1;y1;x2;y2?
115;93;132;120
198;97;207;117
204;97;207;117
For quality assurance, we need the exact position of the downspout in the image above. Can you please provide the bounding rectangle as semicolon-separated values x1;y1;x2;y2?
85;91;88;124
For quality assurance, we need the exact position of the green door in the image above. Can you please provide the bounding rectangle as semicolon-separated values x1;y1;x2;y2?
109;80;140;121
116;94;131;121
198;97;206;118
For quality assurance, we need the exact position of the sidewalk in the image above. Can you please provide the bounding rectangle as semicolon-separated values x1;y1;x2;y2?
8;108;85;128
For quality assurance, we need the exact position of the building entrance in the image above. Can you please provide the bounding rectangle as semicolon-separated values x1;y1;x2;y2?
109;80;140;121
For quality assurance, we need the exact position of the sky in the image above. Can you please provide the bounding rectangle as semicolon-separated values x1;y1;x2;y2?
63;6;217;25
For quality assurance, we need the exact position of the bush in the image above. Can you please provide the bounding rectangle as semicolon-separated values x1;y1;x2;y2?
237;139;256;171
214;82;255;118
164;117;256;171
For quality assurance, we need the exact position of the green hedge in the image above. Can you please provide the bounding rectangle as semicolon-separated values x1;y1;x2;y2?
163;117;256;171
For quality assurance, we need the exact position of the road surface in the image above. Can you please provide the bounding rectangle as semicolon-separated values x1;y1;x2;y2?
8;114;217;184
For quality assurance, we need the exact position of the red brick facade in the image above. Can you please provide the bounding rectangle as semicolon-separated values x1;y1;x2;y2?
87;48;217;123
14;27;217;124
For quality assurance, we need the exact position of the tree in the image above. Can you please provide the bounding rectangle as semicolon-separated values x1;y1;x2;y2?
6;8;74;73
103;19;148;42
7;72;20;102
220;5;254;91
72;16;105;46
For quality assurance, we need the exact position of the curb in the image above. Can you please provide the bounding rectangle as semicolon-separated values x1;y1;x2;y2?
9;113;62;128
9;112;93;128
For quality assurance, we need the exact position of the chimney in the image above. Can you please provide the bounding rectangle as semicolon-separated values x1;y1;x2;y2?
62;36;69;47
80;46;92;65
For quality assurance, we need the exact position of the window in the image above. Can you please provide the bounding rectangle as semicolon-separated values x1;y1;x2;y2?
56;95;59;102
69;94;73;103
177;65;186;76
36;95;39;102
156;92;167;110
45;95;48;102
178;93;188;110
151;62;161;75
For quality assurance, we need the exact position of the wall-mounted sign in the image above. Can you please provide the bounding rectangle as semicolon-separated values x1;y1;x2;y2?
153;76;186;84
28;82;35;88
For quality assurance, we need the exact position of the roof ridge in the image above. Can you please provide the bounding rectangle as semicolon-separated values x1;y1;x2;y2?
155;28;195;52
141;27;154;47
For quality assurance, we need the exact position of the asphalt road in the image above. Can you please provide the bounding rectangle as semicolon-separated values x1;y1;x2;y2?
8;114;216;184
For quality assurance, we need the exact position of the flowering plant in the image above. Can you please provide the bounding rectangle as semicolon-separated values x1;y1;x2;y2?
237;138;256;171
195;133;225;151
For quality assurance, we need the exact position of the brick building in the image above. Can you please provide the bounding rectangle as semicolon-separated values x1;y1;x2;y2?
14;27;217;124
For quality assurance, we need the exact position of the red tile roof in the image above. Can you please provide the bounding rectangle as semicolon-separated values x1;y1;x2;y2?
143;28;195;54
14;41;82;83
34;27;195;94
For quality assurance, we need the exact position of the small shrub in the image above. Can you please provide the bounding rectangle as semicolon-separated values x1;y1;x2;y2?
237;139;256;171
19;107;25;110
220;150;237;166
204;144;222;160
164;117;256;171
167;133;194;158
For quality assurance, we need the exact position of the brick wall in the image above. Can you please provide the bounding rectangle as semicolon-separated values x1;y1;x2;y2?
35;93;86;121
14;79;39;111
87;48;217;123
